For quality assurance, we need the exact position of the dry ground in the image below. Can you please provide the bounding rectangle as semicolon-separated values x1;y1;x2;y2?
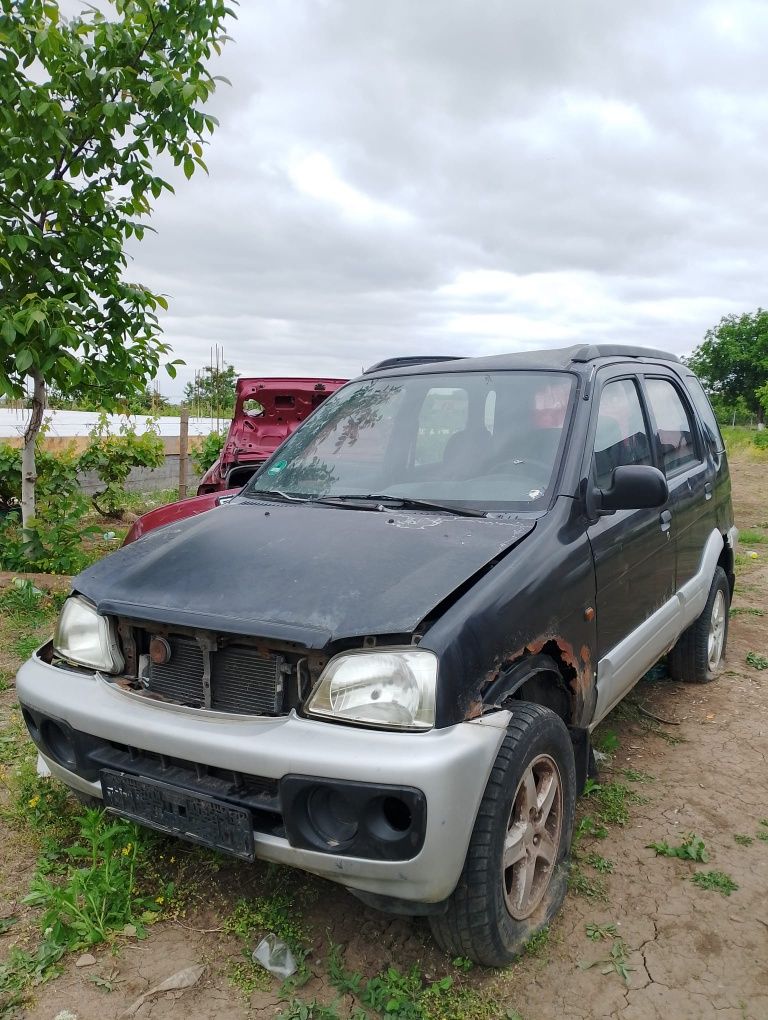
1;454;767;1020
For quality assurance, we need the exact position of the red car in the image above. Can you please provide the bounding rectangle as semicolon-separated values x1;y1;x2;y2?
124;376;346;545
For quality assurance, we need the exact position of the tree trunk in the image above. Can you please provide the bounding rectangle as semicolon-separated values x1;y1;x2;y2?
21;370;46;534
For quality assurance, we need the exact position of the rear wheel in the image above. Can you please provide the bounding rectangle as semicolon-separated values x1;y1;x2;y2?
669;565;730;683
429;703;576;966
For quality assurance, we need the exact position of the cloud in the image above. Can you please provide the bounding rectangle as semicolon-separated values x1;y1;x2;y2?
119;0;768;396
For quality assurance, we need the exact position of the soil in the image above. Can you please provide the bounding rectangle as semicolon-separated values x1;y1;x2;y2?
2;453;767;1020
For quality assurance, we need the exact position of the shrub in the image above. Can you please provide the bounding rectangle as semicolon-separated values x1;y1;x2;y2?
192;429;226;474
78;414;164;517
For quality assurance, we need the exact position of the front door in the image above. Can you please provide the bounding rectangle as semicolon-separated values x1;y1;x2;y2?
586;373;676;721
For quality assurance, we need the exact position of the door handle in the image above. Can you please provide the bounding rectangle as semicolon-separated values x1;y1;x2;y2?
659;509;672;532
704;481;713;501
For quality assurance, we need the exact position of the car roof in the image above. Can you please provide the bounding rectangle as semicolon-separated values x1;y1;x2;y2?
361;344;681;379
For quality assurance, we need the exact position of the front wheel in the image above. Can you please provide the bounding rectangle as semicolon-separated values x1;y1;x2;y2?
429;703;576;966
669;565;730;683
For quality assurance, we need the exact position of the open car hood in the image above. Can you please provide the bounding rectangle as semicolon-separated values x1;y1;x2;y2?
75;500;536;647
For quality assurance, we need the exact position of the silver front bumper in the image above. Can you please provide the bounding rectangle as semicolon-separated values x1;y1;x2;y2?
16;654;509;903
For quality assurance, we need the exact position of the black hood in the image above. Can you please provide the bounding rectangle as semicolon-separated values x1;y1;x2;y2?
75;500;536;646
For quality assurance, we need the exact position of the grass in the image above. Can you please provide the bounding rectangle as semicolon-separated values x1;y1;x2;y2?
620;767;654;784
738;528;767;545
523;926;550;956
730;606;766;617
582;780;646;827
569;864;608;901
734;834;753;846
691;871;739;896
584;852;614;874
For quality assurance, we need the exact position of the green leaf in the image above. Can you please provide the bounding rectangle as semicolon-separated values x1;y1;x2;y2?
16;349;34;373
149;80;164;97
183;157;195;180
1;320;15;344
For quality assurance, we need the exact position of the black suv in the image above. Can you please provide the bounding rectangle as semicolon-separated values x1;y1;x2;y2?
17;344;736;966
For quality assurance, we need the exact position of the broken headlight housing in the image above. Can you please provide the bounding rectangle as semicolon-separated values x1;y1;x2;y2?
305;648;437;731
53;596;124;674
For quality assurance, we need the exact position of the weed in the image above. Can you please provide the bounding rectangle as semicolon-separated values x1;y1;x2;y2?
0;916;18;936
22;809;167;949
691;871;739;896
228;957;270;996
621;768;654;784
585;922;618;942
225;896;307;955
13;633;45;661
277;999;342;1020
733;834;754;846
0;941;64;1016
729;606;765;617
327;947;501;1020
451;957;473;972
757;831;768;843
580;938;633;985
746;652;768;670
584;852;614;874
523;926;550;956
0;669;12;692
583;781;644;826
569;864;608;901
88;968;122;993
592;729;619;755
574;815;608;843
647;833;708;863
761;819;768;827
0;579;44;617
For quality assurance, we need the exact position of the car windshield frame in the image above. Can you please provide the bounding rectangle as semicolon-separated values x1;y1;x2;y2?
243;369;579;513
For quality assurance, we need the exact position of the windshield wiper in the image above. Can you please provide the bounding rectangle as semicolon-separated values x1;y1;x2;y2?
316;494;488;518
246;489;309;502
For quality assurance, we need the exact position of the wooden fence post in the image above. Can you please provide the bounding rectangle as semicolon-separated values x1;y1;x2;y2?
179;404;189;499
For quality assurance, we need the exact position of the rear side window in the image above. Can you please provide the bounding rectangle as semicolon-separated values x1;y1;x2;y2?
685;376;725;453
593;379;653;489
645;378;699;474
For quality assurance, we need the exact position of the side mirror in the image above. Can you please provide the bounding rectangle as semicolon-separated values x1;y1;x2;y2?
597;465;668;513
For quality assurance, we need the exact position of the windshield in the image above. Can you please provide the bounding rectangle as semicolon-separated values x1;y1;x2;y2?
245;371;575;511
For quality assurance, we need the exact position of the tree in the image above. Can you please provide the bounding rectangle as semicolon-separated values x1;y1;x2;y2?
184;362;238;414
0;0;236;531
687;309;768;424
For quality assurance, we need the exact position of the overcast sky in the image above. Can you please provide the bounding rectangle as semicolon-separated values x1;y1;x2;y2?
125;1;768;398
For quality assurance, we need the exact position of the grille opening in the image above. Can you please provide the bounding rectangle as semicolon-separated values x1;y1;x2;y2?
140;632;291;716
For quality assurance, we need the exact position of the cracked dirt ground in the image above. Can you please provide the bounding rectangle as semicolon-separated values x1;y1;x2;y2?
3;452;768;1020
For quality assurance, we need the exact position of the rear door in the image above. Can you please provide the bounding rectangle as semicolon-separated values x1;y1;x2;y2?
586;370;676;720
641;374;712;589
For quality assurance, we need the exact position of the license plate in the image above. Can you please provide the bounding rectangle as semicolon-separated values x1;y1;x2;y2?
100;770;255;861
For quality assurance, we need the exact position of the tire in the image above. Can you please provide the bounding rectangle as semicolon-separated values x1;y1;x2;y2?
429;703;576;967
668;565;730;684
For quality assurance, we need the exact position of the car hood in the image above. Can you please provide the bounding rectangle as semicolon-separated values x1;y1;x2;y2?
74;500;536;647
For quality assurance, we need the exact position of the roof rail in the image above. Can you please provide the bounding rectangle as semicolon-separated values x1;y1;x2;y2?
363;355;465;374
570;344;681;364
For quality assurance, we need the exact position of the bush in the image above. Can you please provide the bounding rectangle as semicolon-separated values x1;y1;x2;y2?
192;429;226;474
78;414;165;516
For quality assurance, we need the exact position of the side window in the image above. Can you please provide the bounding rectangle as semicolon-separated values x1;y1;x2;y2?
685;376;725;453
645;378;700;474
414;387;469;466
593;379;653;489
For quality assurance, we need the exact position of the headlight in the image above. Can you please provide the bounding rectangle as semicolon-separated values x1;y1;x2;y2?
53;596;124;674
305;649;437;731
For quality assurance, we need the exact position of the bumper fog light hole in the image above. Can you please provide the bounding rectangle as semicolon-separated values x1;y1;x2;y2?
382;796;412;833
306;788;358;847
40;720;77;770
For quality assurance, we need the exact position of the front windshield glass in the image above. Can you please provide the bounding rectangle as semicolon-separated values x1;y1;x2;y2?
245;371;575;511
